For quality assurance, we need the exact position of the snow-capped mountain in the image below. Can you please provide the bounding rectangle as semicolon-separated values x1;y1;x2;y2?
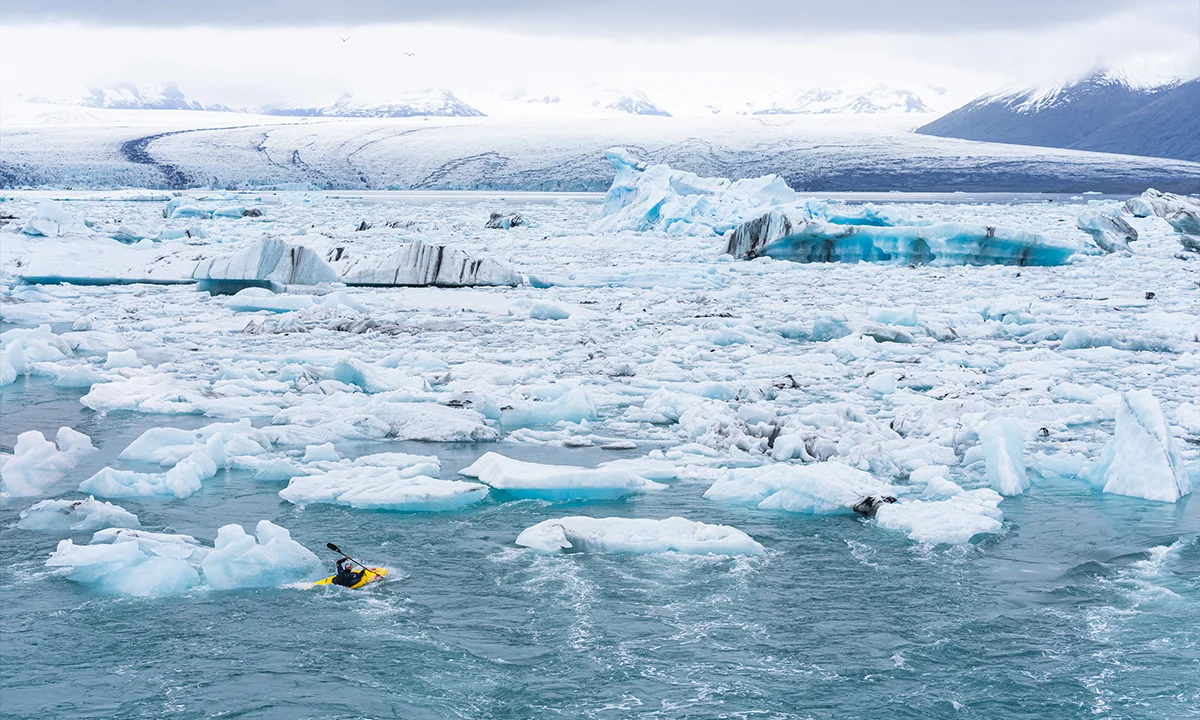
749;85;934;115
80;84;227;111
917;69;1185;154
601;90;672;117
265;89;485;118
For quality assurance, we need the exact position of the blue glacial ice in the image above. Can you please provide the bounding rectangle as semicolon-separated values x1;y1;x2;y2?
0;427;96;497
79;434;225;499
1076;209;1137;253
978;418;1029;496
515;516;765;555
22;201;91;237
46;521;322;597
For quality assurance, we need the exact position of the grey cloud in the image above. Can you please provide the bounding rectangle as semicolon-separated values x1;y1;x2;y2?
0;0;1161;34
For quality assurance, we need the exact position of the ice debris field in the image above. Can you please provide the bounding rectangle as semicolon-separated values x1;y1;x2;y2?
2;150;1200;717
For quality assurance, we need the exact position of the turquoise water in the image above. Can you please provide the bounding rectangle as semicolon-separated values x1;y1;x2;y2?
2;376;1198;719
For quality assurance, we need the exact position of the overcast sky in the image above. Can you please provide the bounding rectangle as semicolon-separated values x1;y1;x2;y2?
1;0;1197;114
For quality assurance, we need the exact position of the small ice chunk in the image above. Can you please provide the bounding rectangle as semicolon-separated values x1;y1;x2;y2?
1088;390;1191;503
280;469;488;511
120;419;270;466
18;497;140;533
103;349;144;369
529;302;571;320
302;443;341;463
979;418;1029;496
0;427;96;497
22;201;89;237
499;387;596;428
516;516;764;555
460;452;666;501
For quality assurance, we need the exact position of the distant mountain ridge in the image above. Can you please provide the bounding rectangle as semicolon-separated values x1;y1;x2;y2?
81;84;227;112
265;90;485;118
750;85;933;115
917;71;1198;162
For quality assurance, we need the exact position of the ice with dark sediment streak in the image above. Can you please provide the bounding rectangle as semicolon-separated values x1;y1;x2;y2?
725;211;1078;266
338;240;521;287
1088;389;1191;503
1125;189;1200;252
1076;209;1137;253
516;516;765;555
192;237;338;285
18;497;140;533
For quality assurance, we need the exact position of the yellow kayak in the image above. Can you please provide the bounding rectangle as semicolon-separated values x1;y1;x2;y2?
312;567;388;589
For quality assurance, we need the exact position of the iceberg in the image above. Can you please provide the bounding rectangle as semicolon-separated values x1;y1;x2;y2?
265;397;499;445
499;387;596;428
199;520;322;591
18;497;140;533
1076;209;1137;253
1088;390;1191;503
22;201;89;237
79;434;225;499
516;516;765;555
192;237;338;286
46;521;321;596
704;461;899;515
588;147;796;235
103;349;144;369
460;452;666;501
978;418;1029;496
338;240;521;287
484;212;524;230
725;212;1077;266
0;427;96;497
874;488;1004;544
1125;189;1200;252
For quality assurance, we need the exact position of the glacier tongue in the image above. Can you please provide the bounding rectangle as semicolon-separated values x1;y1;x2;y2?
1088;390;1191;503
338;240;520;287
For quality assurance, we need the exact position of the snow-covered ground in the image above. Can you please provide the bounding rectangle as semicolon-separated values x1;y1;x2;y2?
3;103;1200;192
2;170;1197;549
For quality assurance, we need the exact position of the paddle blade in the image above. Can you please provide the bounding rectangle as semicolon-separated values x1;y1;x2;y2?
326;543;342;554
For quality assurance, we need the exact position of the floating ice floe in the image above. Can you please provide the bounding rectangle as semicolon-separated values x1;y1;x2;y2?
499;387;596;427
119;419;271;466
704;461;899;514
192;237;338;286
1125;189;1200;252
338;240;521;287
79;434;224;499
1076;209;1137;254
516;516;765;555
22;201;90;237
460;452;667;501
265;396;498;445
726;211;1077;266
46;521;321;596
280;456;487;510
1;324;73;385
978;418;1029;496
873;484;1004;545
0;427;96;497
223;288;366;314
1088;390;1191;503
18;497;140;533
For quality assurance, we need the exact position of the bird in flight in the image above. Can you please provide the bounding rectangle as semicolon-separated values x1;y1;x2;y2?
404;52;416;57
340;35;351;43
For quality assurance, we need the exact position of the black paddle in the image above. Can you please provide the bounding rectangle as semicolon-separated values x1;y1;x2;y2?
326;542;369;570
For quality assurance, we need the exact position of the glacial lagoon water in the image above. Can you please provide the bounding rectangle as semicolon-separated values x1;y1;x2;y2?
2;376;1197;719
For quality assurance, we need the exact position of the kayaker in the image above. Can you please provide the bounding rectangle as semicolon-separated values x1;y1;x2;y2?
333;556;364;587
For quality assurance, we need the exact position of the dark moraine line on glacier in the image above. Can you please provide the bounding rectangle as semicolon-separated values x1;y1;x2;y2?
119;124;286;190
